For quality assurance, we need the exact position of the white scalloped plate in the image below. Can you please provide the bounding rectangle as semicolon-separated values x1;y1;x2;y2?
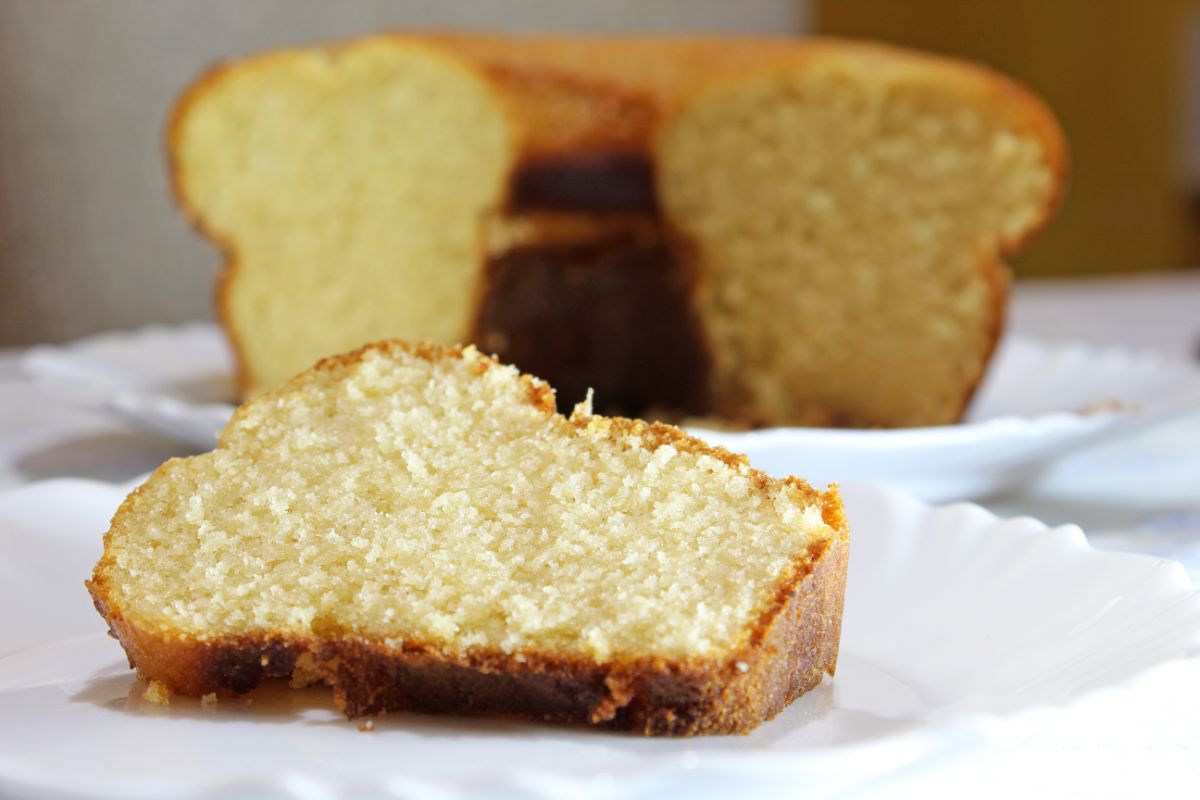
19;323;237;449
695;337;1200;501
1;479;1197;799
20;324;1200;501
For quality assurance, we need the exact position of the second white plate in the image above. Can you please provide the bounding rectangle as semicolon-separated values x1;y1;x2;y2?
20;324;1200;501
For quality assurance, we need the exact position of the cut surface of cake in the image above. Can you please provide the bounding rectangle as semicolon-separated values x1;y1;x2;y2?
171;34;1065;427
170;37;516;393
655;43;1065;426
87;341;848;735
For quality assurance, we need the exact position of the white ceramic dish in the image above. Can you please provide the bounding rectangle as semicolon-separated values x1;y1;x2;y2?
695;336;1200;501
19;323;237;451
20;324;1200;501
1;479;1197;800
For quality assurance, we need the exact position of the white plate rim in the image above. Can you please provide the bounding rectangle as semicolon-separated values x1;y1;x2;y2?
18;324;1200;502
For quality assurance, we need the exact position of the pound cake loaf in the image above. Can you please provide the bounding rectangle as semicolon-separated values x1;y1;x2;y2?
87;340;849;735
170;34;1066;427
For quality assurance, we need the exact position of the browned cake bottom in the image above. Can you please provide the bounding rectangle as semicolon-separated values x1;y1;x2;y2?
92;533;846;736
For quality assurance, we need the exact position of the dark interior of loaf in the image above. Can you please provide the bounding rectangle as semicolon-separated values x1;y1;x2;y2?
476;153;714;420
509;152;659;214
473;229;710;417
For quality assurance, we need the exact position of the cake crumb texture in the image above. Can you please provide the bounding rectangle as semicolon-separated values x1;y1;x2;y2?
88;341;848;735
657;47;1062;426
171;38;515;394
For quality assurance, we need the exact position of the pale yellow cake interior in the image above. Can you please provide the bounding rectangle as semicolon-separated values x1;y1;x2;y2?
99;345;834;661
657;54;1058;427
173;40;513;394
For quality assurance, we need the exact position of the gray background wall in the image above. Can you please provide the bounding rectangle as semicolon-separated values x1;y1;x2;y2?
0;0;805;345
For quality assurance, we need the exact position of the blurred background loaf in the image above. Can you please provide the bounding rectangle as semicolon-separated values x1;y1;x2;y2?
2;0;1199;346
169;34;1062;426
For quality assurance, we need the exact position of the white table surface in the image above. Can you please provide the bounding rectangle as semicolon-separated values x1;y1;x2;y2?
2;271;1199;798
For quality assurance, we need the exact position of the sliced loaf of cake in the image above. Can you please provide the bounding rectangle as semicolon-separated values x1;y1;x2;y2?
171;35;1065;427
87;340;848;735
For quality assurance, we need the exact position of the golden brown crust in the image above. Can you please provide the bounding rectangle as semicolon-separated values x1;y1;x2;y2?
318;525;845;735
87;339;848;735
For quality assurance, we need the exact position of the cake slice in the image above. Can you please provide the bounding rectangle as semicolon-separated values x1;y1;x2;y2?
169;37;516;394
87;341;848;735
